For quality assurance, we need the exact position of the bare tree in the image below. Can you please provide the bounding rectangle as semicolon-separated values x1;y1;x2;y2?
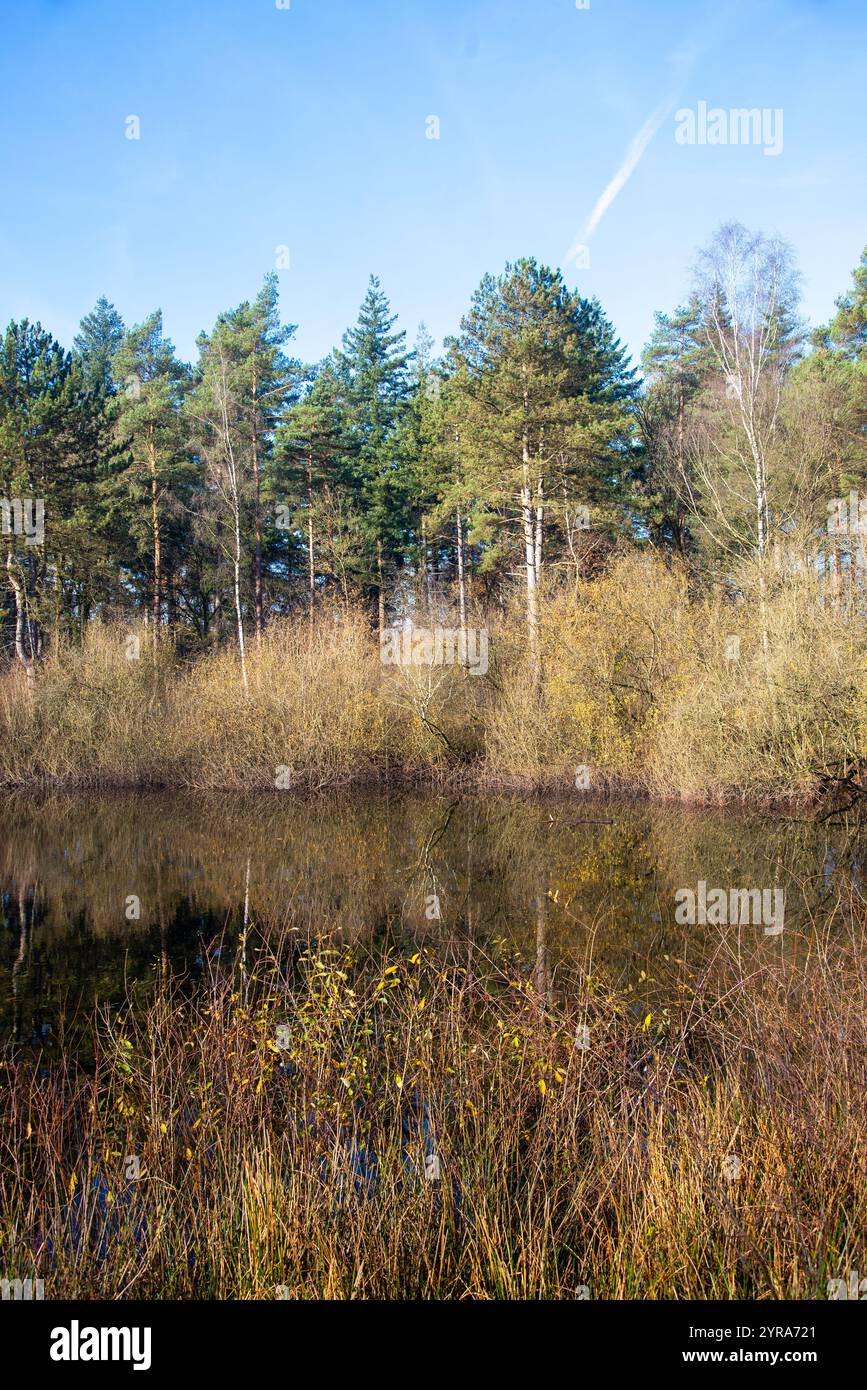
687;224;803;646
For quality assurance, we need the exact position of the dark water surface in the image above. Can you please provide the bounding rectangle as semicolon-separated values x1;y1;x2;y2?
1;790;863;1058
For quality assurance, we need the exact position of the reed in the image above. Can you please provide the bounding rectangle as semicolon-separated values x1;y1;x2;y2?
2;890;864;1299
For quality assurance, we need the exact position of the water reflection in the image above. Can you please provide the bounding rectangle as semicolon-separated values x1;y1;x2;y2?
1;790;864;1056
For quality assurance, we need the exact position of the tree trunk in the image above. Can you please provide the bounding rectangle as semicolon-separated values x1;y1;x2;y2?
534;885;551;1008
521;446;541;685
52;561;63;660
377;538;386;637
422;515;433;609
148;430;161;649
534;476;544;595
456;508;467;642
251;366;264;646
233;514;248;691
213;515;224;643
307;453;315;622
754;461;770;663
6;552;35;683
165;569;175;634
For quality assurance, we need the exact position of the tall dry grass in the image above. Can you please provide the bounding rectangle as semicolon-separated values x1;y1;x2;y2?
0;553;863;802
2;899;864;1299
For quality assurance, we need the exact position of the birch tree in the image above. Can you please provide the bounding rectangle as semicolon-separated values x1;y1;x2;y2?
189;333;252;689
689;225;802;618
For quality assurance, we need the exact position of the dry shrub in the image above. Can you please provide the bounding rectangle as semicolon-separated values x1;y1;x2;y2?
0;556;863;802
485;551;865;802
172;612;393;789
0;624;172;786
646;559;866;801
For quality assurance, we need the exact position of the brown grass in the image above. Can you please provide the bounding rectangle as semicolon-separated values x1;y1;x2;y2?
2;895;864;1299
0;553;863;803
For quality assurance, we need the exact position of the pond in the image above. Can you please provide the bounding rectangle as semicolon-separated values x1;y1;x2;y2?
1;789;862;1059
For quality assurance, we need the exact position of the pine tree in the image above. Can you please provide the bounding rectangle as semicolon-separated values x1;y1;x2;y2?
113;312;191;645
276;359;357;613
445;259;636;678
334;276;413;631
815;246;867;361
0;320;103;670
394;324;454;610
192;277;298;642
73;298;125;398
795;248;867;604
638;297;714;555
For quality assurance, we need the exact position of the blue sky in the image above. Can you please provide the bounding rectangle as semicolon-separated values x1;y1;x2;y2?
1;0;864;371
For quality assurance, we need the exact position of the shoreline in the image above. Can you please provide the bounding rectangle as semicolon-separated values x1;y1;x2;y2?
0;765;839;815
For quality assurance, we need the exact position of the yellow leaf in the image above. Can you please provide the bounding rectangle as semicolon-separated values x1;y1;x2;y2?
538;1079;547;1096
642;1014;652;1032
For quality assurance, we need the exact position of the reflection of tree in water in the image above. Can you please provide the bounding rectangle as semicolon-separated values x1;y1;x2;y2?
0;790;860;1049
10;885;32;1044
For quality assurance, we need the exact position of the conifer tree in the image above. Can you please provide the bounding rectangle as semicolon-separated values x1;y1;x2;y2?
113;312;191;645
445;259;636;678
639;297;714;555
73;298;125;398
334;276;413;631
0;320;106;669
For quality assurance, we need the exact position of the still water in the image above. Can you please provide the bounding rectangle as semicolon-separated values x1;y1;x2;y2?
1;790;862;1056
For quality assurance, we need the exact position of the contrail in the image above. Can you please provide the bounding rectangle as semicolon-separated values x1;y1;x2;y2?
561;11;729;268
563;98;673;266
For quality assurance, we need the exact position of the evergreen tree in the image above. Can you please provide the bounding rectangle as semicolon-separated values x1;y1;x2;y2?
73;297;125;398
334;276;414;630
814;246;867;362
112;312;192;644
394;324;455;610
445;259;636;676
638;297;715;555
0;320;107;669
192;277;299;641
276;359;359;613
793;247;867;599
